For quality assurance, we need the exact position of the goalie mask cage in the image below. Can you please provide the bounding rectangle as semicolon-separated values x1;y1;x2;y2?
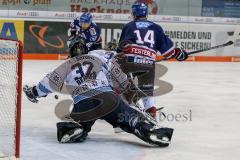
0;38;23;159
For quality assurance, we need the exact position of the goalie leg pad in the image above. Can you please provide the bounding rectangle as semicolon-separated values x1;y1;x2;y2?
100;97;174;146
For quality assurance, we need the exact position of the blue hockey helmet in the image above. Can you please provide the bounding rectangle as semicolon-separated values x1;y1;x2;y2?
132;2;148;18
80;12;93;24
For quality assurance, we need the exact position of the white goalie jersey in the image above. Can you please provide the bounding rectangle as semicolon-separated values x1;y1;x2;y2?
35;50;129;104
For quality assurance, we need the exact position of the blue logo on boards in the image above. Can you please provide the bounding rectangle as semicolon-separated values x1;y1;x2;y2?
0;23;18;40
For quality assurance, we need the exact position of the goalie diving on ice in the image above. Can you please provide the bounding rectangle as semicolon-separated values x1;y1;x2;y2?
23;37;174;147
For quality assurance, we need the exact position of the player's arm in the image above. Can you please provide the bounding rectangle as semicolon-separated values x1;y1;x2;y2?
23;61;70;103
90;24;102;47
117;24;135;52
108;57;130;93
94;25;102;43
156;26;188;61
67;18;80;47
118;25;128;44
162;47;188;61
23;74;57;103
83;24;102;50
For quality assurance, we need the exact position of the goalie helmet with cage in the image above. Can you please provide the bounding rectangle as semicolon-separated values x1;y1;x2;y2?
69;37;89;57
105;39;118;51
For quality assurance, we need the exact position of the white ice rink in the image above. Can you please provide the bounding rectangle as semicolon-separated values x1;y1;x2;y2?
21;60;240;160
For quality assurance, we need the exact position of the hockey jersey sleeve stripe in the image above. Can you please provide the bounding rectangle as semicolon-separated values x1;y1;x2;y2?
162;46;176;59
35;82;52;97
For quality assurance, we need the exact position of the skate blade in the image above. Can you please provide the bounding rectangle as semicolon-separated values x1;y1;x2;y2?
149;134;170;144
60;128;83;143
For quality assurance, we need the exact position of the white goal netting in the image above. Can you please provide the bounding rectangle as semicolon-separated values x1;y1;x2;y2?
0;39;22;159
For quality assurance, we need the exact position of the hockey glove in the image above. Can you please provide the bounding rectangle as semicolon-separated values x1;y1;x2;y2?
86;42;93;48
174;48;188;61
23;85;39;103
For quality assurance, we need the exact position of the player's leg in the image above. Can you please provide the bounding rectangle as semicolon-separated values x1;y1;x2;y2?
57;98;97;143
119;57;151;102
102;96;174;147
57;92;119;143
57;121;91;143
117;55;157;117
137;63;157;118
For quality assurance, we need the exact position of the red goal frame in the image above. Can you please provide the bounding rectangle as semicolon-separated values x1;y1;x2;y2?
0;38;23;158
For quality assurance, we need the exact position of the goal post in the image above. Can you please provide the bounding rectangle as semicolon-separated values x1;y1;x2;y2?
0;38;23;159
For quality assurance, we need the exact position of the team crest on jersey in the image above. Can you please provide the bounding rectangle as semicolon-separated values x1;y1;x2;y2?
89;28;96;35
80;32;87;39
136;22;152;29
90;36;97;41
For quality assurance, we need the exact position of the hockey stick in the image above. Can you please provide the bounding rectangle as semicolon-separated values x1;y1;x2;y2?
187;25;240;55
156;41;234;62
187;40;234;55
157;25;240;62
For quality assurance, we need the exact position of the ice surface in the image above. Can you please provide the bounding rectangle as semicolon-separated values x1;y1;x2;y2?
20;60;240;160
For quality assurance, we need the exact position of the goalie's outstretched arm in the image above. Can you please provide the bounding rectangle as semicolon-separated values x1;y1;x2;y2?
23;60;70;103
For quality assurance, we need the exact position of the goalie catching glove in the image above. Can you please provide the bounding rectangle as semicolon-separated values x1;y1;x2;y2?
23;85;40;103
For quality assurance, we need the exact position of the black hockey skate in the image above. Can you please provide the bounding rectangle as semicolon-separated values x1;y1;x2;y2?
130;117;173;147
57;122;88;143
147;127;174;147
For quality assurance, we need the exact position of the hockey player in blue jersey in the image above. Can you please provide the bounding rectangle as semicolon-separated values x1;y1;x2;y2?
67;12;102;51
118;2;188;118
23;38;173;147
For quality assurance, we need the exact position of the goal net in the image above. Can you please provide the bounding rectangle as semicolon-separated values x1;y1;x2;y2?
0;38;23;159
